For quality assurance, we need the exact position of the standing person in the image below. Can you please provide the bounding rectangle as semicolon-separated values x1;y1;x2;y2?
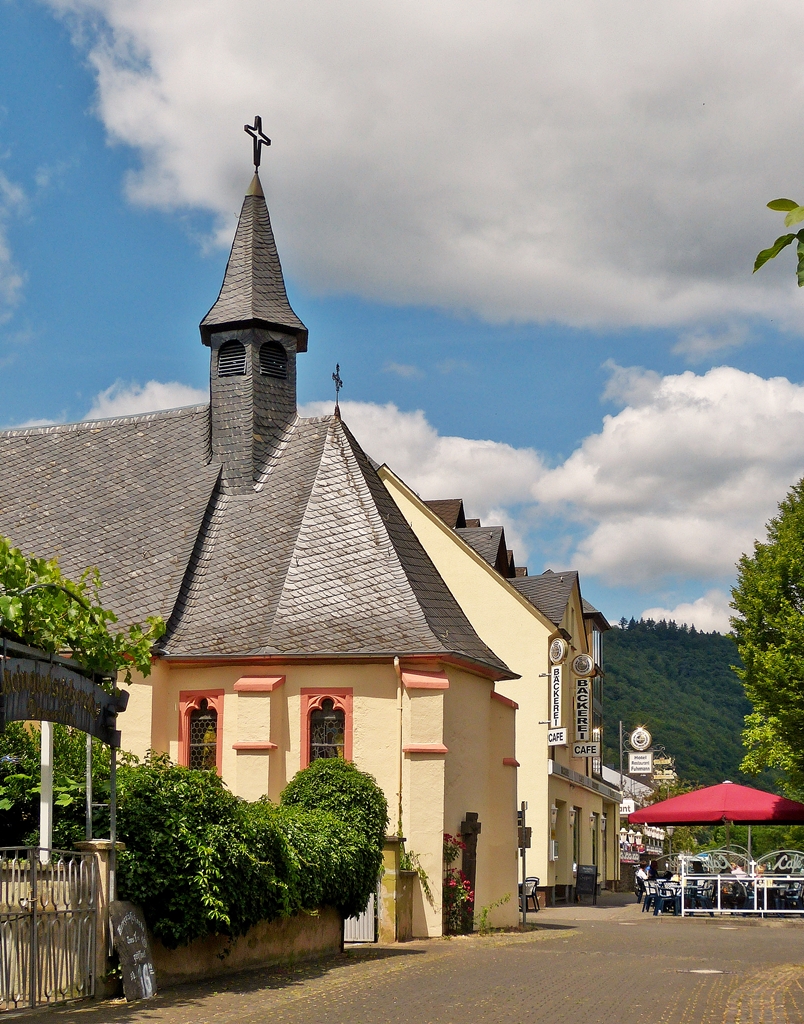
635;861;649;903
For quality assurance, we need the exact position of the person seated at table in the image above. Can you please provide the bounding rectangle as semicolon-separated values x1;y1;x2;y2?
662;870;673;880
730;862;747;876
647;861;659;880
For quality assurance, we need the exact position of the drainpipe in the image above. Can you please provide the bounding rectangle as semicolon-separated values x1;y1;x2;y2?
394;657;404;835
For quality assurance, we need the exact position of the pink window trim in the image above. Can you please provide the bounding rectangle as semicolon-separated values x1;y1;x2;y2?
178;689;225;775
491;691;519;709
401;670;449;690
503;757;520;767
234;675;285;692
403;743;449;755
300;688;353;768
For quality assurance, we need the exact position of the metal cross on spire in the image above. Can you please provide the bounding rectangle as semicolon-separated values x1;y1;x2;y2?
332;364;343;418
244;115;271;170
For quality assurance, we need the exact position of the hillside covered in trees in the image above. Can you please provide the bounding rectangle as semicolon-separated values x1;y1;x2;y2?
601;619;767;787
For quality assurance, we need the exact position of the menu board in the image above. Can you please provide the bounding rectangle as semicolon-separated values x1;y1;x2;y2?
109;901;157;1001
575;864;598;903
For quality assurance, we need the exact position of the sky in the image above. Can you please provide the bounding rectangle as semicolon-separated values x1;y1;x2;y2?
3;0;804;632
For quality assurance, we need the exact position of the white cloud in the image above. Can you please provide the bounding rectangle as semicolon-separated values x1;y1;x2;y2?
534;365;804;585
673;324;750;362
642;590;732;634
42;0;804;331
85;379;208;419
384;362;422;379
307;365;804;603
300;400;543;526
0;171;26;317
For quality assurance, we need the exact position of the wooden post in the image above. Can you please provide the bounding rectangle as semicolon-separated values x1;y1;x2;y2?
39;721;53;861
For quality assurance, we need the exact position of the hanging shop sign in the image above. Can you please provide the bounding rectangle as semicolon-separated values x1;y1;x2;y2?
575;677;591;741
572;653;595;677
0;638;128;746
550;665;562;729
629;727;652;751
549;637;568;664
628;750;653;775
572;741;600;758
547;727;567;746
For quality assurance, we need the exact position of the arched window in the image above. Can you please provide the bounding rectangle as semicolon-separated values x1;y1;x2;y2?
309;698;345;762
259;341;288;379
189;699;218;770
217;339;247;377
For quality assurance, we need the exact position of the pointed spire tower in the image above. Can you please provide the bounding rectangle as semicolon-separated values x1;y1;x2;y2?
202;119;307;493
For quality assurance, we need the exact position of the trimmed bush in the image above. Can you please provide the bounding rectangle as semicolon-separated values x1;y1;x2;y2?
115;754;387;948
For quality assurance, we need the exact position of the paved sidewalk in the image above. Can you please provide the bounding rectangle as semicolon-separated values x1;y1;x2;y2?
19;897;804;1024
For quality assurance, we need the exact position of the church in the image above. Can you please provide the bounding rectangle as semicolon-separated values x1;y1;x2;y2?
0;139;522;936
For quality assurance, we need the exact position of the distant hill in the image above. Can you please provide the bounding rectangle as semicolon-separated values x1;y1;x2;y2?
601;618;763;787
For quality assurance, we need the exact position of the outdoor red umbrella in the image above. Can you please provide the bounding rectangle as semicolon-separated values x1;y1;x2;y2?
628;781;804;826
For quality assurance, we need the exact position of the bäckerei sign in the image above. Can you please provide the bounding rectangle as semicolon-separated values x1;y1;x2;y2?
1;638;128;746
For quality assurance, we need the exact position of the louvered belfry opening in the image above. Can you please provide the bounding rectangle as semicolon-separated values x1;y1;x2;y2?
217;339;247;377
259;340;287;379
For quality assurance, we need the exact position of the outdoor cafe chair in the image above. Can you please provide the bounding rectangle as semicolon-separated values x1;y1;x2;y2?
519;877;541;913
653;883;680;916
635;876;646;905
783;882;804;911
642;881;658;913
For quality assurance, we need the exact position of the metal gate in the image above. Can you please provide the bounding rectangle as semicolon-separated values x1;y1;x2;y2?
0;848;97;1011
344;889;377;943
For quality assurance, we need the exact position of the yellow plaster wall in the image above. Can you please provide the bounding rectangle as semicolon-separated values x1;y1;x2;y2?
381;471;554;885
380;469;620;893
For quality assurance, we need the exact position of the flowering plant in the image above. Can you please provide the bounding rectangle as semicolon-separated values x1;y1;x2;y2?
442;833;474;934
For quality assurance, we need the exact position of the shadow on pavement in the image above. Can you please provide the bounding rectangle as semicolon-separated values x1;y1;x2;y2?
19;946;427;1023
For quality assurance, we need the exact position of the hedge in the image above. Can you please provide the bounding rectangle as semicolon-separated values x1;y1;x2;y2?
116;754;387;948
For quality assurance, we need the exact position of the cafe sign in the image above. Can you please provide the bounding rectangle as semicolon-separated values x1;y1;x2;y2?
628;751;653;775
550;665;562;729
575;677;590;741
1;639;128;747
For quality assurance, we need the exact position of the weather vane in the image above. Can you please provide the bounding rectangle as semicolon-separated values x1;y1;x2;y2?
244;115;271;170
332;364;343;418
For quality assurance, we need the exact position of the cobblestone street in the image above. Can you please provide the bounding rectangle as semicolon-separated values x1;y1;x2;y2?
28;896;804;1024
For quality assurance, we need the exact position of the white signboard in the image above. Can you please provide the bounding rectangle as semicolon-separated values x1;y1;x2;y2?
620;798;635;816
550;665;562;729
547;728;567;746
575;677;590;741
629;751;653;775
572;741;600;758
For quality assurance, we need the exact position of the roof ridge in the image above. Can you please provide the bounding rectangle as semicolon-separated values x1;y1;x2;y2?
0;403;209;439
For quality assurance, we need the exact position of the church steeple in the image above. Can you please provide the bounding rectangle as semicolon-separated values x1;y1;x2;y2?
203;122;307;494
200;171;307;349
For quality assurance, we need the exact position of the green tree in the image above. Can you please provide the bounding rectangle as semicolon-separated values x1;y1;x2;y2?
0;534;163;684
754;199;804;285
731;479;804;794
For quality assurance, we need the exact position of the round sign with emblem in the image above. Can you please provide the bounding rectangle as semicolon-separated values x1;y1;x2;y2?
630;727;652;751
549;638;568;664
572;653;595;677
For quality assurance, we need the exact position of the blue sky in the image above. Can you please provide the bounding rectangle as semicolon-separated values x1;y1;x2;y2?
4;0;804;630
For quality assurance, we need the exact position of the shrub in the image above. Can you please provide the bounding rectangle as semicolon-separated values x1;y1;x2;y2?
115;754;388;948
280;758;389;847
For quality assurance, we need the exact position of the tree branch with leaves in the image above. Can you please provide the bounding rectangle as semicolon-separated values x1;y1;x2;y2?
0;535;164;685
754;199;804;285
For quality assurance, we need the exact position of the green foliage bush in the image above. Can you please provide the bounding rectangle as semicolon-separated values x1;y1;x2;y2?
115;755;387;948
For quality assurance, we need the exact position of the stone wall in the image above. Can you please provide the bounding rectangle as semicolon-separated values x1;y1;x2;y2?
150;907;342;988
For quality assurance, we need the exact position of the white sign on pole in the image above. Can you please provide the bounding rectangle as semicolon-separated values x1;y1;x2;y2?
550;665;562;729
620;798;635;816
575;677;590;741
628;751;653;775
572;741;600;758
547;728;567;746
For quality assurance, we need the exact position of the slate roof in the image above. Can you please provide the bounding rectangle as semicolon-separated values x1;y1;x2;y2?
583;597;611;631
0;406;218;625
424;499;466;529
0;408;512;675
455;526;513;578
200;174;308;349
512;569;579;627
